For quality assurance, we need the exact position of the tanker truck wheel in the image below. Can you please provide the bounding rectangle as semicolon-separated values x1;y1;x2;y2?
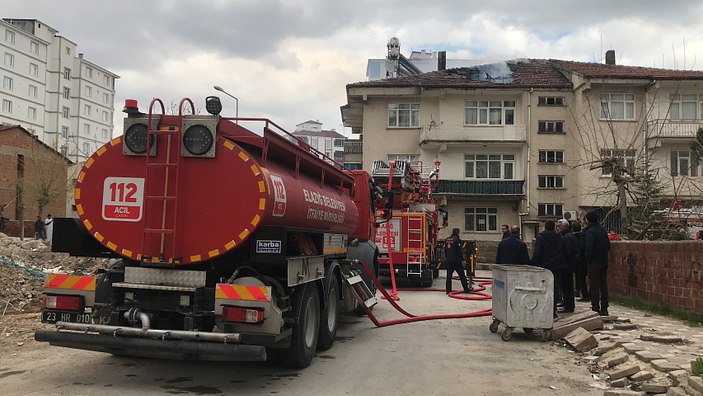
281;282;320;369
317;277;339;351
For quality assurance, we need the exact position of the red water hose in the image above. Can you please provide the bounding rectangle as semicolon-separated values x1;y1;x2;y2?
357;261;493;327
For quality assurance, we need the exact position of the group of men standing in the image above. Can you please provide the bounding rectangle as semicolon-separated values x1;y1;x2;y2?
33;214;54;243
495;211;611;316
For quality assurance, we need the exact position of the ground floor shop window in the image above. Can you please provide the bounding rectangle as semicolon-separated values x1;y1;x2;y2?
464;207;498;231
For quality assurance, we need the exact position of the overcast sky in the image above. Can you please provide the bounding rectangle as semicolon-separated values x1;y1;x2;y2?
5;1;703;136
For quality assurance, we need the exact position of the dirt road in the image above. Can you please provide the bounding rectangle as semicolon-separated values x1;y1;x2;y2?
0;275;602;396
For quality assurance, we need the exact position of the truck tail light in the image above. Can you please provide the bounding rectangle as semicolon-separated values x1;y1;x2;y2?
222;306;264;324
44;295;81;311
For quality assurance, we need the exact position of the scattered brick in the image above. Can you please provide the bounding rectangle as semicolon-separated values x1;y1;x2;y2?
603;390;644;396
610;377;630;387
582;355;599;364
635;350;663;362
640;333;656;341
666;386;689;396
668;369;689;382
629;370;654;382
688;376;703;394
604;353;630;368
651;359;679;372
594;342;618;356
613;323;638;330
651;335;684;343
607;364;641;380
640;383;668;393
621;342;645;354
564;327;598;352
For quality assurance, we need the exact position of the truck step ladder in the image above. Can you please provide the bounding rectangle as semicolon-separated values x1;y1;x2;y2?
343;270;377;308
406;215;424;275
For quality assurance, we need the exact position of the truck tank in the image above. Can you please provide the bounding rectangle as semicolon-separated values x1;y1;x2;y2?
75;101;358;265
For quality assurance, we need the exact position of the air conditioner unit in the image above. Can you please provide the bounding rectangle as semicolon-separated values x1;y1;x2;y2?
563;211;578;221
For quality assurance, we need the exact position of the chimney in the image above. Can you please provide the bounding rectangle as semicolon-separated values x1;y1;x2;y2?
605;50;616;65
438;51;446;71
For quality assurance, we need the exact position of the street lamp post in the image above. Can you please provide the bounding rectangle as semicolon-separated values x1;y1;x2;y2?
213;85;238;123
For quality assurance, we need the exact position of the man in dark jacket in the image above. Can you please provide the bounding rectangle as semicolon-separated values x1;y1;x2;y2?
584;211;611;316
573;219;590;301
495;225;530;265
445;228;471;294
500;224;510;239
531;220;566;314
556;219;577;313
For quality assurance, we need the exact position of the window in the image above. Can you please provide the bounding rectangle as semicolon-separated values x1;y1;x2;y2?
65;46;71;55
671;150;701;177
325;139;332;151
334;138;344;147
4;53;14;67
538;203;564;217
102;128;109;139
103;75;110;85
102;110;109;122
60;146;68;156
2;99;12;113
61;126;69;138
538;96;564;106
103;92;110;104
63;87;70;99
85;86;91;97
84;104;91;115
85;67;93;78
63;67;71;80
344;162;363;171
538;121;564;134
464;207;498;232
28;85;37;98
388;104;420;127
538;150;564;163
464;100;515;125
2;76;13;90
600;93;635;120
387;154;419;163
538;175;564;188
669;94;700;120
309;136;318;148
83;142;90;154
84;123;90;134
5;29;15;44
62;106;70;119
27;107;37;119
29;63;38;76
600;148;636;176
30;41;39;55
464;154;515;179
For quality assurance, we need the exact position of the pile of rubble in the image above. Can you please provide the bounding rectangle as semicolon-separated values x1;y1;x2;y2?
0;233;111;314
553;311;703;395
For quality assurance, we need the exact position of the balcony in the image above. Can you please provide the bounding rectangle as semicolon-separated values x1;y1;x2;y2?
420;124;526;148
647;119;703;139
434;179;525;198
343;140;363;154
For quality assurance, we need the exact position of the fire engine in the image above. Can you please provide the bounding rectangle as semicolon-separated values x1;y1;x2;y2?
371;160;446;287
35;96;381;368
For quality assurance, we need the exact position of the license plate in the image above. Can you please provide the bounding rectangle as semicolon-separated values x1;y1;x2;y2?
42;310;92;324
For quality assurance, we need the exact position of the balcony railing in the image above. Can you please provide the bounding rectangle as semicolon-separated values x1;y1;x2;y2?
343;140;363;153
420;124;526;145
647;119;703;139
435;179;525;196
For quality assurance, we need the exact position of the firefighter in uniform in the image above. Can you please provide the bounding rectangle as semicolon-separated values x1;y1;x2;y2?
445;228;472;294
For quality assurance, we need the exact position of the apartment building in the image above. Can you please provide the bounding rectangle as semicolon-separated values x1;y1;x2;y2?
0;18;118;162
291;120;346;162
341;51;703;242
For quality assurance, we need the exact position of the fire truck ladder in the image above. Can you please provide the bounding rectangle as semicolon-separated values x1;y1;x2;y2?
343;267;378;309
406;216;424;275
140;98;190;263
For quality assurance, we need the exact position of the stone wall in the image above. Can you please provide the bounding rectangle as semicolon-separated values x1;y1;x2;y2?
608;241;703;314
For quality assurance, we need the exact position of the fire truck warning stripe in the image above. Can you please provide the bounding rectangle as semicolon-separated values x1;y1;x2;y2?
75;188;81;200
259;198;266;210
208;249;220;258
216;285;271;302
78;171;85;183
110;137;122;146
96;146;107;156
107;241;117;250
122;248;133;257
76;204;84;216
45;274;96;291
190;254;201;262
94;232;104;242
238;152;249;162
85;158;94;169
224;240;236;250
239;229;250;240
250;214;260;227
83;219;92;231
258;181;265;193
250;165;260;176
223;140;235;150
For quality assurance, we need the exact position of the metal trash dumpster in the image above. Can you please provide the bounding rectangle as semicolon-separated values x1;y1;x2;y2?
490;264;553;341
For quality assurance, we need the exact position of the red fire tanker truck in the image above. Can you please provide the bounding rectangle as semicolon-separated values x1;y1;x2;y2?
35;96;382;368
371;160;446;286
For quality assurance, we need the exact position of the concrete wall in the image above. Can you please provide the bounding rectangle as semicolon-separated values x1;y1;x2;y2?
608;241;703;314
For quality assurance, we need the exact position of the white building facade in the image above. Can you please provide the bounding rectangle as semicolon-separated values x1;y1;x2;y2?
0;18;118;162
291;120;346;162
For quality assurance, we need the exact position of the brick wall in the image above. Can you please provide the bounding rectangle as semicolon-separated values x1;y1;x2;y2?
609;241;703;314
0;126;68;236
